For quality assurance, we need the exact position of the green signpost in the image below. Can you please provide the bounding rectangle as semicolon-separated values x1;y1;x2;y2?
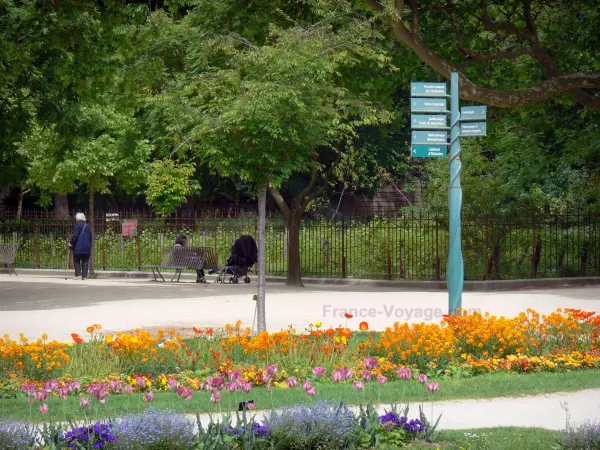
410;73;488;314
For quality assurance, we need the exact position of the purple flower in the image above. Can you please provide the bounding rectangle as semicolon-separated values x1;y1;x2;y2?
21;384;36;394
62;422;115;449
426;382;440;392
68;381;81;392
417;374;428;384
377;375;387;385
57;387;69;400
266;364;278;376
285;377;298;389
176;387;193;400
362;370;372;381
312;366;326;377
228;370;241;382
302;380;313;392
210;391;221;404
207;376;225;391
331;370;344;383
143;391;154;404
240;382;253;393
122;385;133;395
109;380;122;392
135;377;146;389
167;379;179;391
353;381;365;391
396;368;412;380
363;357;378;370
80;397;91;409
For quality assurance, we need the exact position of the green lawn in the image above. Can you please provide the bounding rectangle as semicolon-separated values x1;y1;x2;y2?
1;369;599;422
407;427;560;450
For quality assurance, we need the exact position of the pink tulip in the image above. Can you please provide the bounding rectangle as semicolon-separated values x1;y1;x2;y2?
262;373;273;384
376;375;387;385
80;397;91;409
285;378;298;389
210;391;221;404
58;387;69;400
331;370;344;383
22;384;36;394
122;385;133;395
35;390;49;402
344;368;354;380
27;396;34;406
361;370;372;381
226;382;238;393
68;381;81;393
247;401;256;410
396;368;412;380
363;358;378;370
312;366;326;377
266;364;278;376
207;376;225;391
177;387;193;400
167;379;179;391
228;370;241;382
109;380;122;392
417;374;428;384
143;391;154;403
426;382;440;392
241;382;253;393
306;387;316;396
43;380;59;392
39;404;48;415
267;383;273;392
302;380;313;392
135;377;147;389
353;381;365;391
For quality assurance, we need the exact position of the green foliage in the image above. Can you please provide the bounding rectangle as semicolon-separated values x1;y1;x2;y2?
146;160;196;217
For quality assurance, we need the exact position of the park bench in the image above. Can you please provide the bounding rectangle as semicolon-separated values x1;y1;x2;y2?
0;243;18;276
146;246;219;282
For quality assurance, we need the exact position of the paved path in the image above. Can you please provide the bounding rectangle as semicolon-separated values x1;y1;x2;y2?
0;275;598;341
196;388;600;430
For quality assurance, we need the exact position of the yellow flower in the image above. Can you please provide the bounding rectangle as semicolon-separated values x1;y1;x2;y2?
105;335;113;344
315;322;322;329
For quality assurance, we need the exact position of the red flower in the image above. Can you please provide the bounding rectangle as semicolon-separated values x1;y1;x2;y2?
206;328;214;335
192;327;203;334
344;313;353;319
359;321;369;331
71;333;83;344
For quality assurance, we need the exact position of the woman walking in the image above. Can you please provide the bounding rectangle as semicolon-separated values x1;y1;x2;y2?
69;213;92;280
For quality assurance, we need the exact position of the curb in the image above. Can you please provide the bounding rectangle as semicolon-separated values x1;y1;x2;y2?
2;268;600;291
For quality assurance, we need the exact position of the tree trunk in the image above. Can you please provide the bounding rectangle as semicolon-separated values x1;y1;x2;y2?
286;209;304;287
256;180;268;332
54;194;69;219
16;187;30;220
89;187;95;276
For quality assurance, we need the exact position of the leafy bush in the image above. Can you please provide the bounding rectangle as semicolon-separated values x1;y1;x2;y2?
0;419;35;450
263;400;354;449
110;409;196;450
558;420;600;449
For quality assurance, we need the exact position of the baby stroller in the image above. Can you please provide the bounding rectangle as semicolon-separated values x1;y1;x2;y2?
216;235;258;284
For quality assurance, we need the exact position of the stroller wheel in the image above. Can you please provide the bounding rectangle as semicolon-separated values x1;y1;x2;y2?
233;277;239;284
244;277;251;284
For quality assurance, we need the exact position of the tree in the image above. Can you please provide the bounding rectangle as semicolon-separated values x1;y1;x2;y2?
18;102;152;272
360;0;600;108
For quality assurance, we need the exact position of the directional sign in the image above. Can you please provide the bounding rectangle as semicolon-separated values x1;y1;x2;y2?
411;98;447;113
460;106;487;121
411;145;448;158
411;115;448;129
461;122;487;136
411;130;448;145
411;82;447;97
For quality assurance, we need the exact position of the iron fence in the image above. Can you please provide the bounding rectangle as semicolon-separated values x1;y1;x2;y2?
1;210;598;280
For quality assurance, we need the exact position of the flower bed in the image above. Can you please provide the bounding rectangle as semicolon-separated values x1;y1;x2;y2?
0;308;598;403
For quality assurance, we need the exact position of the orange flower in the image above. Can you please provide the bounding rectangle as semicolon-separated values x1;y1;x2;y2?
168;329;176;336
344;313;353;319
86;326;94;333
71;333;83;344
192;327;204;334
359;321;369;331
206;328;214;335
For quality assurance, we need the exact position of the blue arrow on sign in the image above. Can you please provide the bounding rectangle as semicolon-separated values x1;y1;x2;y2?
411;130;448;145
411;98;448;113
411;115;448;129
460;122;487;136
411;82;447;97
411;145;448;158
460;106;487;121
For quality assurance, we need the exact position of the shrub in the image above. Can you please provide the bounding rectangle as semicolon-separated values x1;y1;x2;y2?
0;419;35;450
264;400;354;450
110;409;196;450
559;420;600;449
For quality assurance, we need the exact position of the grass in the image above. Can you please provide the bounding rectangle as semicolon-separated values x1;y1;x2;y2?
1;369;599;422
407;427;560;450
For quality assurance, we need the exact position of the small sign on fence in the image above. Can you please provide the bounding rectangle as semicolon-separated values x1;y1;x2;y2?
121;219;138;237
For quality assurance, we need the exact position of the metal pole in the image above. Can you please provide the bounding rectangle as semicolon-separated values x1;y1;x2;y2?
448;72;464;314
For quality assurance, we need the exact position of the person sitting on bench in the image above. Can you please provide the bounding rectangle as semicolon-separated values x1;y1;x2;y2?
175;234;205;283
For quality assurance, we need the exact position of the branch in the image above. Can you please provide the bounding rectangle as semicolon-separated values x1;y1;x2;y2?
409;0;419;36
228;33;257;50
268;187;290;222
303;149;342;208
296;153;320;205
461;48;534;66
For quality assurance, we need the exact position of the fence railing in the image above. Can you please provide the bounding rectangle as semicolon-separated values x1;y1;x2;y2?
1;210;599;280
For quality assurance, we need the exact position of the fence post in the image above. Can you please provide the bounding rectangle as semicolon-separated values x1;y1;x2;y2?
531;214;536;278
102;247;106;271
50;232;54;256
435;217;440;280
35;223;40;269
386;219;392;280
12;232;17;252
341;218;347;278
484;215;489;280
159;233;164;248
202;230;206;247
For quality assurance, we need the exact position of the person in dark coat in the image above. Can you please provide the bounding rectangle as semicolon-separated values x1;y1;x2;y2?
69;213;92;280
175;234;205;283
